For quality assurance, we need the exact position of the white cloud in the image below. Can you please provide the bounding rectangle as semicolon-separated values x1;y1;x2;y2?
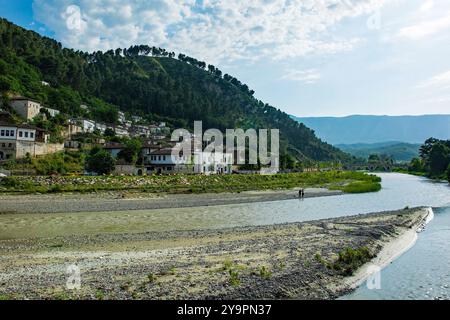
397;12;450;40
281;69;321;84
416;70;450;89
419;0;434;12
32;0;386;63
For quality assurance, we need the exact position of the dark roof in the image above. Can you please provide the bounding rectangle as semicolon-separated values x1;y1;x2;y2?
149;148;173;155
10;96;41;104
0;121;40;130
103;142;125;149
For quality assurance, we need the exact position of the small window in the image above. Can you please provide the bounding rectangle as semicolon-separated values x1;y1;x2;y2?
25;132;29;138
8;143;12;148
163;156;166;161
10;130;14;137
19;131;23;138
1;143;5;147
30;132;34;138
0;130;4;136
5;130;9;137
159;156;161;161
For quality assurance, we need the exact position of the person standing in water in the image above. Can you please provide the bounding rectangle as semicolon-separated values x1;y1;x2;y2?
299;189;305;199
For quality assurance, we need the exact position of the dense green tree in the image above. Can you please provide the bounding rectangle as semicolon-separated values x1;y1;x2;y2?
429;142;450;177
118;138;143;164
86;148;116;175
408;157;424;172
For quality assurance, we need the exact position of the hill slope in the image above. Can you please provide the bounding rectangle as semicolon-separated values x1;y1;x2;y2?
0;18;351;164
293;115;450;144
336;142;420;162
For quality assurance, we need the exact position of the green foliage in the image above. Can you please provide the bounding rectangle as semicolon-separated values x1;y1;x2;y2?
118;138;143;164
0;171;381;194
86;148;116;175
408;157;424;173
429;142;450;177
32;151;85;175
413;138;450;179
339;181;382;193
228;269;241;287
0;18;351;163
446;164;450;183
147;273;157;283
257;266;272;279
331;247;373;276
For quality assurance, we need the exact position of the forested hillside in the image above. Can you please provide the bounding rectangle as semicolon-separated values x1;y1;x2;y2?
0;18;352;164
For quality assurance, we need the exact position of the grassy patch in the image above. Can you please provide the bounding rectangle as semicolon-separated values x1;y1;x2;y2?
256;266;272;279
331;247;373;276
0;171;382;195
228;269;241;287
337;181;382;194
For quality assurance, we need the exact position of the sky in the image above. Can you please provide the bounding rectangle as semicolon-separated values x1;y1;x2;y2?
1;0;450;117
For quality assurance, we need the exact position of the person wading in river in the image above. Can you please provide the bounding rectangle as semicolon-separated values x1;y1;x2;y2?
299;189;305;199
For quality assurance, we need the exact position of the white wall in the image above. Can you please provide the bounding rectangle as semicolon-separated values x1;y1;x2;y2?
0;126;17;140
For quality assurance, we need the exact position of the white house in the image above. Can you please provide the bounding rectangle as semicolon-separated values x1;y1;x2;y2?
118;111;126;124
145;147;232;175
0;121;62;160
81;119;96;133
43;107;60;118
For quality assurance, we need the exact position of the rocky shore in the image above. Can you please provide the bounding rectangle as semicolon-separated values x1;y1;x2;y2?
0;188;342;214
0;207;429;300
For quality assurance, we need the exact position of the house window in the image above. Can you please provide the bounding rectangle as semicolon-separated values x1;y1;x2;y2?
5;130;9;137
166;167;172;171
0;130;4;136
10;130;14;137
1;143;5;147
25;132;28;138
8;143;12;148
30;132;34;138
19;131;23;138
163;156;166;161
159;156;161;161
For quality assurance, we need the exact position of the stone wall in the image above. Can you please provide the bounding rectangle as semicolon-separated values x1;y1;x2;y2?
15;141;64;159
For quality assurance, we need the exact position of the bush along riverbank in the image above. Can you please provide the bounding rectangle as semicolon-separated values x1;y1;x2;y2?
0;171;381;195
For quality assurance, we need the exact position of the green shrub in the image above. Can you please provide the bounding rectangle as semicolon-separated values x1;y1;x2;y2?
331;247;373;276
340;181;381;193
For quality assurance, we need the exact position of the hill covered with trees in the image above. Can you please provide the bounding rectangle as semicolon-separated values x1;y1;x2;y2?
336;142;420;163
0;18;352;166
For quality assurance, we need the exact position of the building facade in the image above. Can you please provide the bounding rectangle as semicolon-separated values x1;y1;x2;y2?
9;98;42;120
0;122;63;160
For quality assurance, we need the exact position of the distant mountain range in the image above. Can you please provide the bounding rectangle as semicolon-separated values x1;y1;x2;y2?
336;141;420;162
293;115;450;145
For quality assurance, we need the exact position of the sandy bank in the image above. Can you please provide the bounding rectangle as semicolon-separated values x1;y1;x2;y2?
341;207;433;292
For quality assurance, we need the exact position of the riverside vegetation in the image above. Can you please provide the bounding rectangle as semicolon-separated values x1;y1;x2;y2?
0;171;381;194
397;138;450;183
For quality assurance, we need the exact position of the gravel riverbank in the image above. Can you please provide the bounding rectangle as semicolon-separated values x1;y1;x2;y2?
0;188;341;214
0;207;428;300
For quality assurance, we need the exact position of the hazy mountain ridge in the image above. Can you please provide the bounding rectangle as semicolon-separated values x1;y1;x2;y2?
293;115;450;145
336;141;421;162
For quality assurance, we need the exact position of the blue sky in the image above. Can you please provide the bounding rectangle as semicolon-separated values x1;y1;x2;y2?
1;0;450;117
